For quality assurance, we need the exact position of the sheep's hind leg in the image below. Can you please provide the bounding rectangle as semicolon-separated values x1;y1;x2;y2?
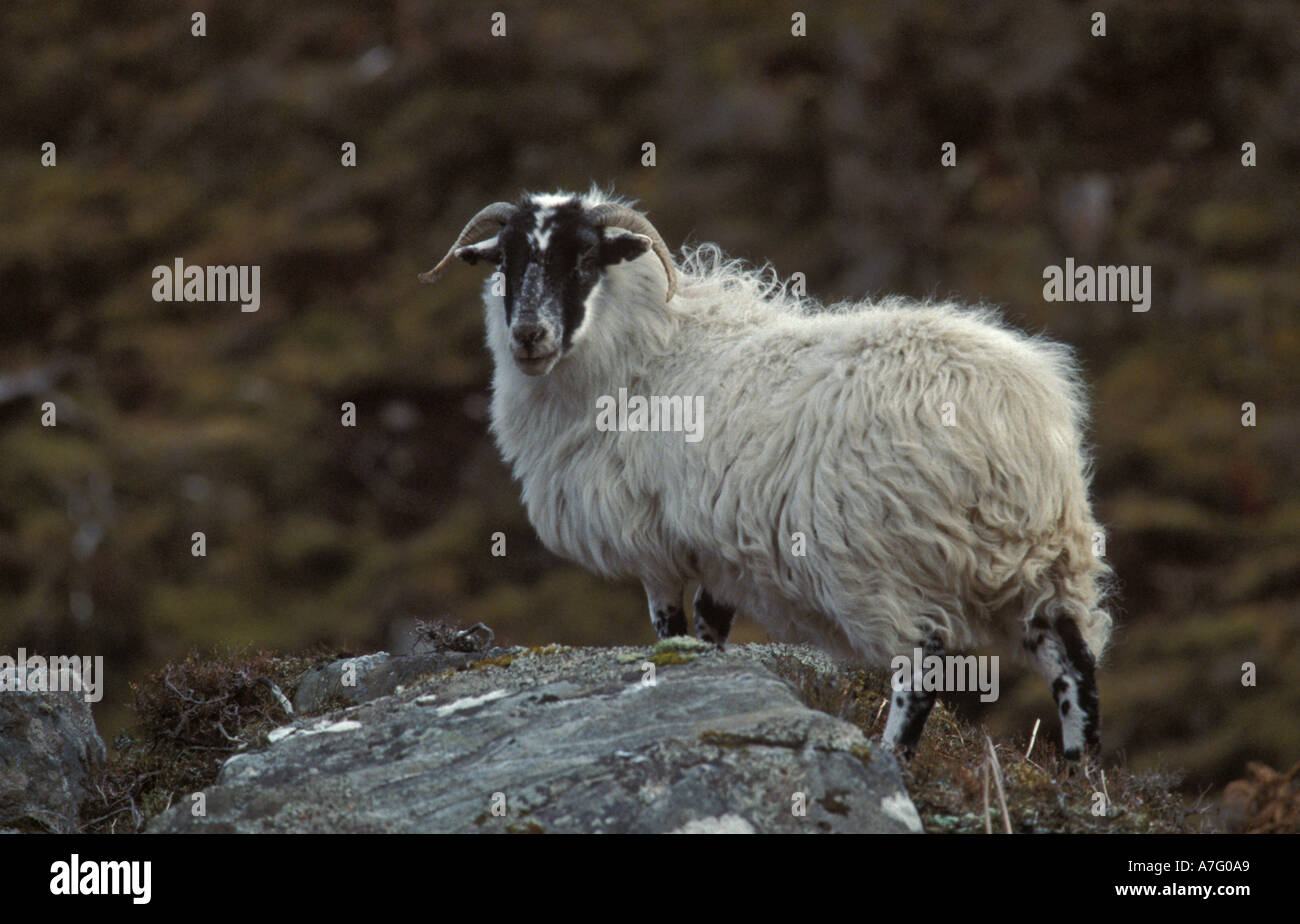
643;581;687;639
881;633;943;761
1023;615;1100;763
693;586;735;648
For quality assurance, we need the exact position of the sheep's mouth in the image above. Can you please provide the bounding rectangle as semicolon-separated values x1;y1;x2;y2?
513;351;559;376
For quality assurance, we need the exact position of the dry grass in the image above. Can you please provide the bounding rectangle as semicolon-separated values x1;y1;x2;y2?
77;647;343;834
773;659;1217;833
1220;761;1300;833
77;642;1259;834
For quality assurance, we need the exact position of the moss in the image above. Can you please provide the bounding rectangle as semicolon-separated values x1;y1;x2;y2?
647;651;696;667
466;642;566;670
505;821;545;834
469;654;515;670
652;636;714;654
699;729;747;749
698;729;784;749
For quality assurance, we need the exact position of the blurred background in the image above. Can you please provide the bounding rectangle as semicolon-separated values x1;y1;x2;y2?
1;0;1296;793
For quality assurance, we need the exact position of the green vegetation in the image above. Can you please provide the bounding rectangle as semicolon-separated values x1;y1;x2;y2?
647;651;697;667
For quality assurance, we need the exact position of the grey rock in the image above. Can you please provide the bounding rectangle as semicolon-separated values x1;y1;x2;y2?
151;644;920;834
0;667;107;833
292;646;513;714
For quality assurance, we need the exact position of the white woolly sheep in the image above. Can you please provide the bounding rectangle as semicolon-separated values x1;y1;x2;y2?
420;188;1114;761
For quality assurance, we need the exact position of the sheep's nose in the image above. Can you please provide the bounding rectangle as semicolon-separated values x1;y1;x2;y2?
512;322;547;352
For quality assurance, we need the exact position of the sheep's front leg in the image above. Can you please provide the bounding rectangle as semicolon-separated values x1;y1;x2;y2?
644;581;687;639
882;633;943;761
693;586;735;648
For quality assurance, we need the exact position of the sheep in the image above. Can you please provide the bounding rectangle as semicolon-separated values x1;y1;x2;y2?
420;187;1114;762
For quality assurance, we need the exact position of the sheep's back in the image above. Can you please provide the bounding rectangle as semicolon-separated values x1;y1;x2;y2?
664;299;1101;657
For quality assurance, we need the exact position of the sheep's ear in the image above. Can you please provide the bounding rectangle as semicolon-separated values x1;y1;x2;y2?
599;229;652;267
455;236;502;266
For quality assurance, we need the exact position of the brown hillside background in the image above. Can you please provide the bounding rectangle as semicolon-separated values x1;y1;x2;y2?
1;0;1297;792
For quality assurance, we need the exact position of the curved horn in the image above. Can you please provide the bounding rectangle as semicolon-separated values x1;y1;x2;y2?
586;204;678;301
418;201;518;284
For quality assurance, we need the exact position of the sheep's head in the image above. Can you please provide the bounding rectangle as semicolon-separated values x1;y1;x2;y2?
420;193;676;376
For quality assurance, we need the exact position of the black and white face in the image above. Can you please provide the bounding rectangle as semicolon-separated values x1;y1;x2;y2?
455;197;652;376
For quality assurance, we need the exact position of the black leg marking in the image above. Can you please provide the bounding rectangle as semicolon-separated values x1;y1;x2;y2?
651;604;688;639
1054;615;1100;754
882;633;943;761
644;583;687;639
693;586;735;648
1024;614;1101;761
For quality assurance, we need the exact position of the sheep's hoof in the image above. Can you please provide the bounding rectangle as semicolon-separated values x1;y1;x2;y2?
1064;752;1097;781
884;740;918;764
692;634;727;651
